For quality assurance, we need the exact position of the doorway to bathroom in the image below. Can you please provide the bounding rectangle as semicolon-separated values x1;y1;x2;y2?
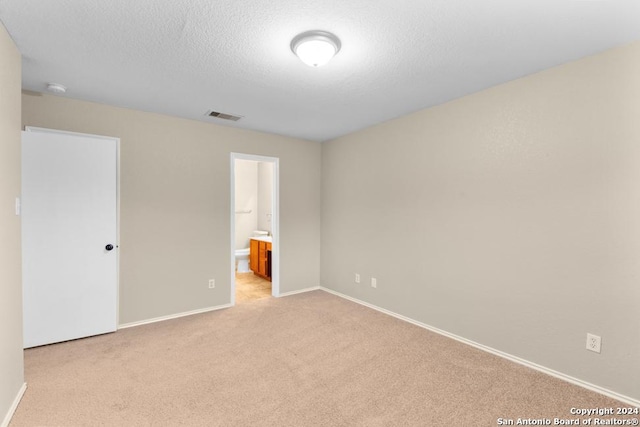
230;153;279;305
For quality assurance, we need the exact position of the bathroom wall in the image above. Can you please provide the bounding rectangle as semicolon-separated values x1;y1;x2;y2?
235;160;258;250
257;162;274;233
22;93;322;324
235;160;273;249
321;41;640;401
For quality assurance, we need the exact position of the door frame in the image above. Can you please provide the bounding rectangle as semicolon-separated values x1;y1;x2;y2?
230;152;280;305
24;126;121;327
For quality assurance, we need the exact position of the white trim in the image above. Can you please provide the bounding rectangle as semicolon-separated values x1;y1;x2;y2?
230;153;280;306
118;304;232;329
24;126;116;141
278;286;320;298
1;382;27;427
319;287;640;408
116;136;121;327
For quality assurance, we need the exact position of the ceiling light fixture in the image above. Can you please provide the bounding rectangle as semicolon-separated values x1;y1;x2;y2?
291;30;341;67
46;83;67;94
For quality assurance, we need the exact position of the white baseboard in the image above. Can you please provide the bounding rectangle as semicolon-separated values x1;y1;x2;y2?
118;303;232;329
1;382;27;427
118;288;321;329
278;286;320;298
320;287;640;408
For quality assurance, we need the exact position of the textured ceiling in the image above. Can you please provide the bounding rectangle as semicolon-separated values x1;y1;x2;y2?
1;0;639;142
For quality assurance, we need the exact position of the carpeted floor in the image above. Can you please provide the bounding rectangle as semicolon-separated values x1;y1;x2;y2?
10;290;629;426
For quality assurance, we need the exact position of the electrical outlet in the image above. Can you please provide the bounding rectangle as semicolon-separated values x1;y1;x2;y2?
208;279;215;289
355;273;360;284
371;277;377;288
586;333;601;353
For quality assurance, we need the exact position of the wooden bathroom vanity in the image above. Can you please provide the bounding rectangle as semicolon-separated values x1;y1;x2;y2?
250;237;272;281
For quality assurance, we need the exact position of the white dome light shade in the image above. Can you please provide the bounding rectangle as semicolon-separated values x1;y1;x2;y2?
295;40;336;67
291;31;341;67
46;83;67;94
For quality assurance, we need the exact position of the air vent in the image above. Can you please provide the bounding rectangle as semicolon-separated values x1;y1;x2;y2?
206;110;243;121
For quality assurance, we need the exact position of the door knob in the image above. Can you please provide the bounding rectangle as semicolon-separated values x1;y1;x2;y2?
105;244;114;251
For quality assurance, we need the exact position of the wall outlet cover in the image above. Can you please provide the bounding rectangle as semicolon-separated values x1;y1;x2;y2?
586;333;601;353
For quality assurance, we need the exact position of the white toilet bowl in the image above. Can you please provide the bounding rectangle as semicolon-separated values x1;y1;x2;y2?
235;248;250;273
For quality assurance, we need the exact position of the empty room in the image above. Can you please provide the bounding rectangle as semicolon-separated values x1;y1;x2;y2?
1;1;639;426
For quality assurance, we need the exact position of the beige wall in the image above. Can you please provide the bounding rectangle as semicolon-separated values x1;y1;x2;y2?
22;94;322;324
0;23;25;423
322;42;640;400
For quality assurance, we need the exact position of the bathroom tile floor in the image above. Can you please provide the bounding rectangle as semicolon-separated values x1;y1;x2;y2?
235;272;272;303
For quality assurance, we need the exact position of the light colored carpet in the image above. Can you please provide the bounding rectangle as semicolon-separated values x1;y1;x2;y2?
235;272;271;303
10;290;627;426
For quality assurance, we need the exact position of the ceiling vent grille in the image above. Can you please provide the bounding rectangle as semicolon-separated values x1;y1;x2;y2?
206;110;243;121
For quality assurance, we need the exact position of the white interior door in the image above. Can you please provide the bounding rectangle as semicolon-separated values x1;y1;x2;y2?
22;128;118;348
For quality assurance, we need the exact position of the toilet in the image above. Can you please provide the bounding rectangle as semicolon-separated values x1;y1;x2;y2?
235;248;251;273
